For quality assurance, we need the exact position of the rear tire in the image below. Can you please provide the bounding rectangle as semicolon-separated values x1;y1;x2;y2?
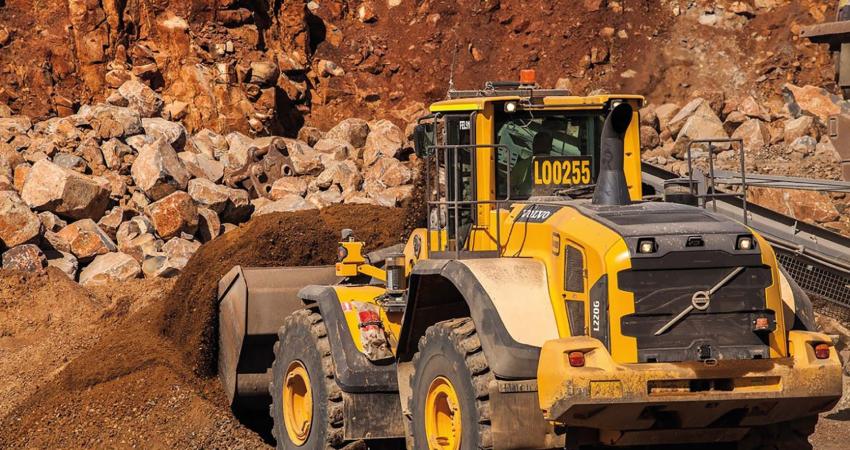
270;309;345;450
406;318;494;450
737;416;817;450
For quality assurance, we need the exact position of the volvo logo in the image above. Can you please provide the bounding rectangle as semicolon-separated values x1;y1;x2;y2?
654;266;746;336
691;291;711;310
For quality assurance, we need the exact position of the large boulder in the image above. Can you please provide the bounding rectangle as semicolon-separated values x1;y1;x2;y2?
84;104;144;139
222;132;255;171
0;116;32;142
363;120;404;166
270;177;309;198
145;191;199;239
285;139;324;175
783;84;842;123
369;185;414;207
0;191;41;248
737;96;771;121
783;115;817;143
101;138;135;173
365;157;412;187
191;129;229;160
178;151;224;182
253;194;317;216
325;118;370;148
313;138;352;161
640;126;660;149
673;112;728;157
131;138;191;201
2;244;46;271
55;219;117;260
306;186;344;209
97;206;131;241
731;119;770;150
667;98;716;136
21;160;110;220
316;160;362;193
118;233;163;263
249;61;280;86
162;237;201;261
750;188;840;224
142;117;187;149
117;79;164;118
187;178;251;221
79;252;141;285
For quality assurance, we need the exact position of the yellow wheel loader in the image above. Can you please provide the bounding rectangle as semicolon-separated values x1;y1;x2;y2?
217;72;843;449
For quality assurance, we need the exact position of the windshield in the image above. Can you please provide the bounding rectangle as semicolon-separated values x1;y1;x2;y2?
495;110;604;199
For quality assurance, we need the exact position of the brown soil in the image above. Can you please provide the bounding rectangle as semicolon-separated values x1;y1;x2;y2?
0;204;411;449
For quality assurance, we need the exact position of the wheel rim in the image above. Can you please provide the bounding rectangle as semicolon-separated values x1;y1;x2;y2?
424;376;462;450
283;361;313;446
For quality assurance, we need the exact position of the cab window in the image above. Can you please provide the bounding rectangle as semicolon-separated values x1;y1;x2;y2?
495;111;604;199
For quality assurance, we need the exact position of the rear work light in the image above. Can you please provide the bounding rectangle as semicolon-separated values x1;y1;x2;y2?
568;351;585;367
753;316;770;331
815;343;831;360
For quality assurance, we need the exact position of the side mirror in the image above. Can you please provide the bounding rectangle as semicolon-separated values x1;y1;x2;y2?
413;124;430;158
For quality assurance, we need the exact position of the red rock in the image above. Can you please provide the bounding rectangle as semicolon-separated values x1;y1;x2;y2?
55;219;117;260
0;191;41;248
144;191;199;240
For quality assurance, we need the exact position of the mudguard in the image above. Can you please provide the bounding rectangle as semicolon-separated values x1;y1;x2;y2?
217;265;337;409
398;258;559;379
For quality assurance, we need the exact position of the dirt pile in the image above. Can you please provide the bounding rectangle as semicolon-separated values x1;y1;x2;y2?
0;204;411;448
0;267;172;418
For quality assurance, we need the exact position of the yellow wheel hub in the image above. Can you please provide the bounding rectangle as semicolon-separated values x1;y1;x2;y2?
282;361;313;446
424;376;462;450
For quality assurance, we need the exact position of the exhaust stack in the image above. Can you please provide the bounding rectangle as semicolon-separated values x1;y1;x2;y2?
592;102;634;206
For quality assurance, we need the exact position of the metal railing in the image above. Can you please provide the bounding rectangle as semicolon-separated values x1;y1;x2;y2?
425;143;513;259
685;138;749;224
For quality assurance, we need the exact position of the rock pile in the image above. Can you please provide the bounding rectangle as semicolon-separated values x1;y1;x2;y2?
641;83;850;236
0;80;416;285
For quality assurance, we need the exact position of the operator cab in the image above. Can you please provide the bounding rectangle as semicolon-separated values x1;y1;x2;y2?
412;70;644;255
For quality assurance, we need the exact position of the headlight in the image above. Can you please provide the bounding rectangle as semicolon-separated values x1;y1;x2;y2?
637;238;657;254
505;101;517;113
736;235;755;250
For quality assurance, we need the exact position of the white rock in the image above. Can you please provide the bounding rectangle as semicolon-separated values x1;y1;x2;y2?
79;252;141;286
21;159;111;220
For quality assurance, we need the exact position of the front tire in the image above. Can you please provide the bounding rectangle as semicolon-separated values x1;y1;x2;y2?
270;309;345;449
407;318;494;450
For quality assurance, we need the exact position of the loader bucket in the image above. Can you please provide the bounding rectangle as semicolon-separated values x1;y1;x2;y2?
218;265;338;410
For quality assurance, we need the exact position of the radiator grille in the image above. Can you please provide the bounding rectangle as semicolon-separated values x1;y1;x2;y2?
776;252;850;308
565;245;585;293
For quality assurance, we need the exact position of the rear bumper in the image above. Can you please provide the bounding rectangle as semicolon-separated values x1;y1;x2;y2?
537;331;842;437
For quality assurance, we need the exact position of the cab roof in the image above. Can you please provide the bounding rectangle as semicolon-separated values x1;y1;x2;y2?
429;94;645;113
